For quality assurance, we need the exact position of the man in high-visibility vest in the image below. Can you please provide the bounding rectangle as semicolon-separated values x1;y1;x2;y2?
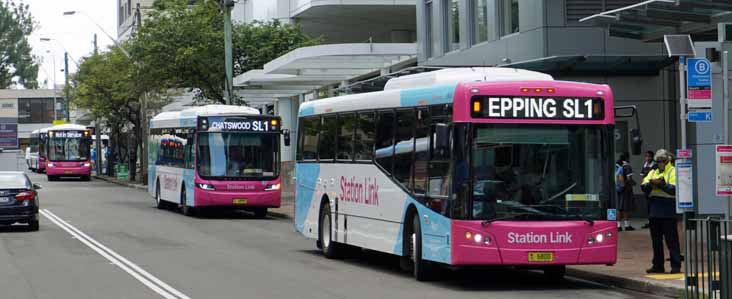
641;149;681;274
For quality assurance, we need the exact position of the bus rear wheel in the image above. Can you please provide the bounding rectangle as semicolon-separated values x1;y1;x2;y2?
318;203;342;259
411;215;436;281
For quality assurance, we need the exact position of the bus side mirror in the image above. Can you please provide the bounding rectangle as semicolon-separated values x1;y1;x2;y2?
630;128;643;155
435;123;450;151
283;129;291;147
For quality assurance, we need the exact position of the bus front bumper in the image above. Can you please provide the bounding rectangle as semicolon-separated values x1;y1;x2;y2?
194;189;281;208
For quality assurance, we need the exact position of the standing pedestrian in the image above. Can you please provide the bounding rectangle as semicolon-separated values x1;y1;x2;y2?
616;152;636;231
640;150;655;229
641;149;681;274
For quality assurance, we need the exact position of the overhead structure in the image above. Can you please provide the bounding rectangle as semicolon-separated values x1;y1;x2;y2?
580;0;732;41
233;43;417;103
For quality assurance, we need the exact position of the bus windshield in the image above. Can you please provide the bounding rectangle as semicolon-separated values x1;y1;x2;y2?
47;134;91;161
470;124;612;221
197;132;279;179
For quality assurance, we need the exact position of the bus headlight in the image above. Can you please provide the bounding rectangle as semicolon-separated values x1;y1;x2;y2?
196;183;215;191
595;233;604;243
47;163;55;168
83;162;91;167
265;183;281;191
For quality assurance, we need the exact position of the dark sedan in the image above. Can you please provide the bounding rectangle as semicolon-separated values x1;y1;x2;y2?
0;172;40;231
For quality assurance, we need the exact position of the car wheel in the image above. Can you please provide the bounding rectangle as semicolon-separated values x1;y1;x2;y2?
180;187;195;216
253;208;267;218
28;218;39;231
412;215;437;281
319;203;342;259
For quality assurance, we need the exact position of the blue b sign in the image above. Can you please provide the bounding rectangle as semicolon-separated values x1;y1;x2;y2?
687;58;712;108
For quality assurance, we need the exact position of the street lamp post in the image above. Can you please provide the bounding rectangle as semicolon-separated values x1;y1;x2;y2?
64;9;147;183
40;37;80;121
224;0;235;105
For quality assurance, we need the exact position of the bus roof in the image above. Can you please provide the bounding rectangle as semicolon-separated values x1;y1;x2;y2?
299;67;554;117
47;124;88;132
383;67;552;90
151;104;261;129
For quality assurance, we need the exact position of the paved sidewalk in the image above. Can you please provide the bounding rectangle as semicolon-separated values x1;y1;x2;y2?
569;219;684;298
90;175;685;297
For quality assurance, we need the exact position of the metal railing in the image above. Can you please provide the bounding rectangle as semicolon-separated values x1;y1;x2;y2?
685;217;732;299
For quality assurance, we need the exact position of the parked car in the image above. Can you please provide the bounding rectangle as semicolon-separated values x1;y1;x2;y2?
0;172;40;231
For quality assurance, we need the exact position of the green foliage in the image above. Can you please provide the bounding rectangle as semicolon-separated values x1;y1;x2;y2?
0;0;38;89
130;0;320;103
232;20;321;78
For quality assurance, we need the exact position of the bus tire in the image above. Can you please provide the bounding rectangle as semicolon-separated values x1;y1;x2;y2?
155;181;165;209
318;202;342;259
47;175;56;182
412;215;436;281
180;187;195;216
543;265;566;281
82;175;91;181
253;208;267;218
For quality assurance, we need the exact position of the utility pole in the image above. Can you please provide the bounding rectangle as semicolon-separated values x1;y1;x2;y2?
224;0;235;105
94;33;102;175
136;2;149;185
64;52;70;122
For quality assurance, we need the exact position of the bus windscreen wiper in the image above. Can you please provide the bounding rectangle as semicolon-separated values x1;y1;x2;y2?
481;212;540;226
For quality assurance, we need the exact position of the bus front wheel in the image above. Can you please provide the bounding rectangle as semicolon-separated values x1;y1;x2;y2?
543;265;566;281
180;188;195;216
318;203;342;259
411;215;437;281
155;181;165;209
253;208;267;218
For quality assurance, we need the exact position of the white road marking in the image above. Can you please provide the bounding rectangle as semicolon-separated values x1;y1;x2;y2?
41;209;191;299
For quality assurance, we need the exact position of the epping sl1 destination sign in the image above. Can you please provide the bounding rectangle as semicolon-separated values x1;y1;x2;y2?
471;96;604;120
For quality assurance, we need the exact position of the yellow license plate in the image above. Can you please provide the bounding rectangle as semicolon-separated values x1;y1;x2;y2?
64;170;73;174
233;198;248;205
528;252;554;262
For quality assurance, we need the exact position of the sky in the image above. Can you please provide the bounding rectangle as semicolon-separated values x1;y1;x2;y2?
25;0;116;89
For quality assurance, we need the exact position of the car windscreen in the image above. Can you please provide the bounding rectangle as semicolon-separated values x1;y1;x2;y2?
0;175;30;189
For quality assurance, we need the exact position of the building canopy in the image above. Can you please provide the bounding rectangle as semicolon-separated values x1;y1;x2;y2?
233;43;416;103
580;0;732;42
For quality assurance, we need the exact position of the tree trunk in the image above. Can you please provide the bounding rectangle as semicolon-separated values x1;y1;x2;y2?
106;125;117;177
128;130;138;182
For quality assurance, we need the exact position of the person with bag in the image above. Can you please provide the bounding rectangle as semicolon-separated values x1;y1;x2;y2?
616;152;636;231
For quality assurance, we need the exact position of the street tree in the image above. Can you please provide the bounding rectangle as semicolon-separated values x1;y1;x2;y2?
0;0;38;88
131;0;319;103
71;48;172;180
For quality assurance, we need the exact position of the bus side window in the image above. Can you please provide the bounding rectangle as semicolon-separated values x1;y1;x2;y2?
354;112;375;161
414;108;430;196
394;109;416;190
298;116;319;161
336;113;356;161
375;110;396;175
318;115;337;162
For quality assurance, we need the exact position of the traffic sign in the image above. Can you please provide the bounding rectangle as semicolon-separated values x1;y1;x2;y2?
687;58;713;108
688;111;712;122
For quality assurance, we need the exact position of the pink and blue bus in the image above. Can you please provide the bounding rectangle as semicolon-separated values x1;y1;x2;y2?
45;124;93;181
28;128;49;173
295;68;631;281
148;105;288;218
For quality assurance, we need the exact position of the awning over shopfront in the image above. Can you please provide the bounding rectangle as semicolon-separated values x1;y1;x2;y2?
233;43;416;103
580;0;732;41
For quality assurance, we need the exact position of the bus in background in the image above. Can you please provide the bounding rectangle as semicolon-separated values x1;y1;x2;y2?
148;105;289;218
27;127;49;173
295;68;641;281
45;124;93;181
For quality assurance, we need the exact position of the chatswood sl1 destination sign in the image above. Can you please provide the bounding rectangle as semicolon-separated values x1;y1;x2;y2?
471;96;604;120
202;117;280;132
